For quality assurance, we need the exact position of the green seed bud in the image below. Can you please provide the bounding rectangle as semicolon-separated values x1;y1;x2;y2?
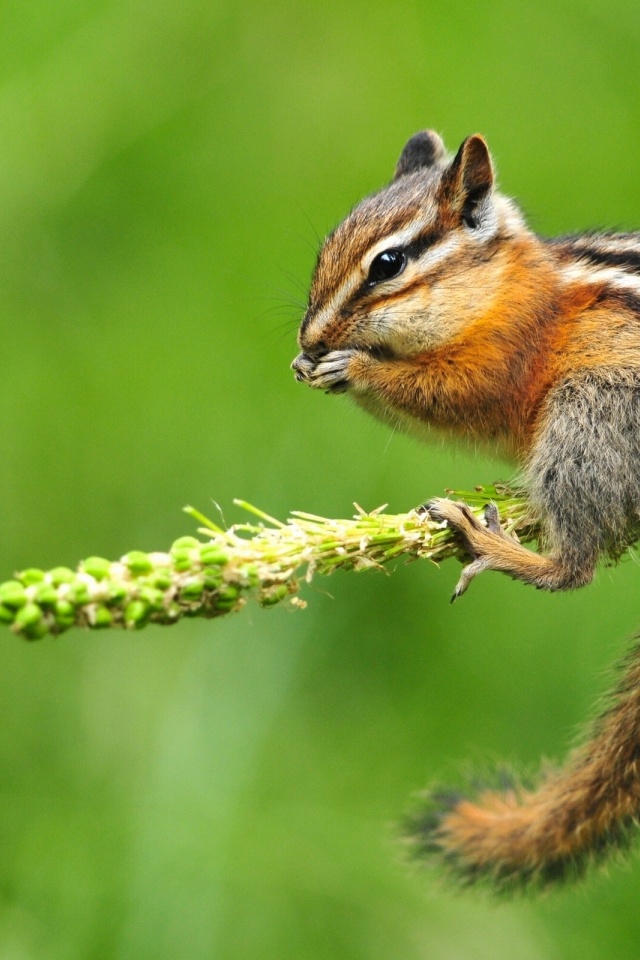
260;585;289;607
67;582;91;606
0;581;27;608
122;551;153;576
203;572;223;590
239;564;259;587
217;584;239;603
180;580;204;601
214;598;238;612
0;605;15;624
165;602;181;620
93;605;113;628
138;586;165;610
14;602;43;629
82;557;112;581
124;600;149;627
171;550;192;572
34;584;59;607
199;546;229;566
22;620;50;641
260;596;278;607
151;568;172;590
171;536;200;551
55;600;75;619
214;584;242;612
49;567;76;586
105;582;128;604
18;568;45;585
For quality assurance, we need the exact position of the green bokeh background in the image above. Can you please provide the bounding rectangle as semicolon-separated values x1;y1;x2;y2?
1;1;640;956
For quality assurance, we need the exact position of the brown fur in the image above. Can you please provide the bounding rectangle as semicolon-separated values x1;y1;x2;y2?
412;638;640;889
292;130;640;890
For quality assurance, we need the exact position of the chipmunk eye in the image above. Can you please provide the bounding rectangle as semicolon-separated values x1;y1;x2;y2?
367;248;406;285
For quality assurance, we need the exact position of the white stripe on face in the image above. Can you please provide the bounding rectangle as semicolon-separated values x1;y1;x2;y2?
414;235;463;273
302;271;362;343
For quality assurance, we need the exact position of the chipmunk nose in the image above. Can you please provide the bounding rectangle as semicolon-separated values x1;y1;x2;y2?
295;339;328;359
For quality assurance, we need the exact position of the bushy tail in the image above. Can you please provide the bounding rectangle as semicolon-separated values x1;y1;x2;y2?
405;639;640;892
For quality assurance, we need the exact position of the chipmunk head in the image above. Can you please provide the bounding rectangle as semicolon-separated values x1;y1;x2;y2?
294;130;523;366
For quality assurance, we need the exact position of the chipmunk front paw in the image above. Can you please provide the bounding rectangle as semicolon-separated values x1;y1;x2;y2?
292;349;359;393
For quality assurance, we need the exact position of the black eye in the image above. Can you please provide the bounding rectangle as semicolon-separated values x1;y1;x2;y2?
367;248;406;285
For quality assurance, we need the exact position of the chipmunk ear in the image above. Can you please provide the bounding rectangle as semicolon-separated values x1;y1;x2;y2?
394;130;447;179
442;135;494;226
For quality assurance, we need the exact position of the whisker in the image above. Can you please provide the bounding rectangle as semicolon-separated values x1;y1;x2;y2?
280;269;310;299
295;204;323;250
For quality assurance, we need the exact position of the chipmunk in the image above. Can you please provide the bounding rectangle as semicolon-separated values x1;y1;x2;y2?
292;129;640;891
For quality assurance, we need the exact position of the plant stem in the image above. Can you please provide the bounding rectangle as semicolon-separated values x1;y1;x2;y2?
0;485;537;640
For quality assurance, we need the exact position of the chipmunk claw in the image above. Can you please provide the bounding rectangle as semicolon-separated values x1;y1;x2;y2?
452;557;493;600
483;502;502;534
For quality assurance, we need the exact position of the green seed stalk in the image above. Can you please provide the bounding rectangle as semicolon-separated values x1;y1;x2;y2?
0;486;537;640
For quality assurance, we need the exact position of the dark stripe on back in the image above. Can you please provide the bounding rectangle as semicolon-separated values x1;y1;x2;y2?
547;233;640;275
572;246;640;275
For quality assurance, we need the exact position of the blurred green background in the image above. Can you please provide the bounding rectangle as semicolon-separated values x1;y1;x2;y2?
1;0;640;957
